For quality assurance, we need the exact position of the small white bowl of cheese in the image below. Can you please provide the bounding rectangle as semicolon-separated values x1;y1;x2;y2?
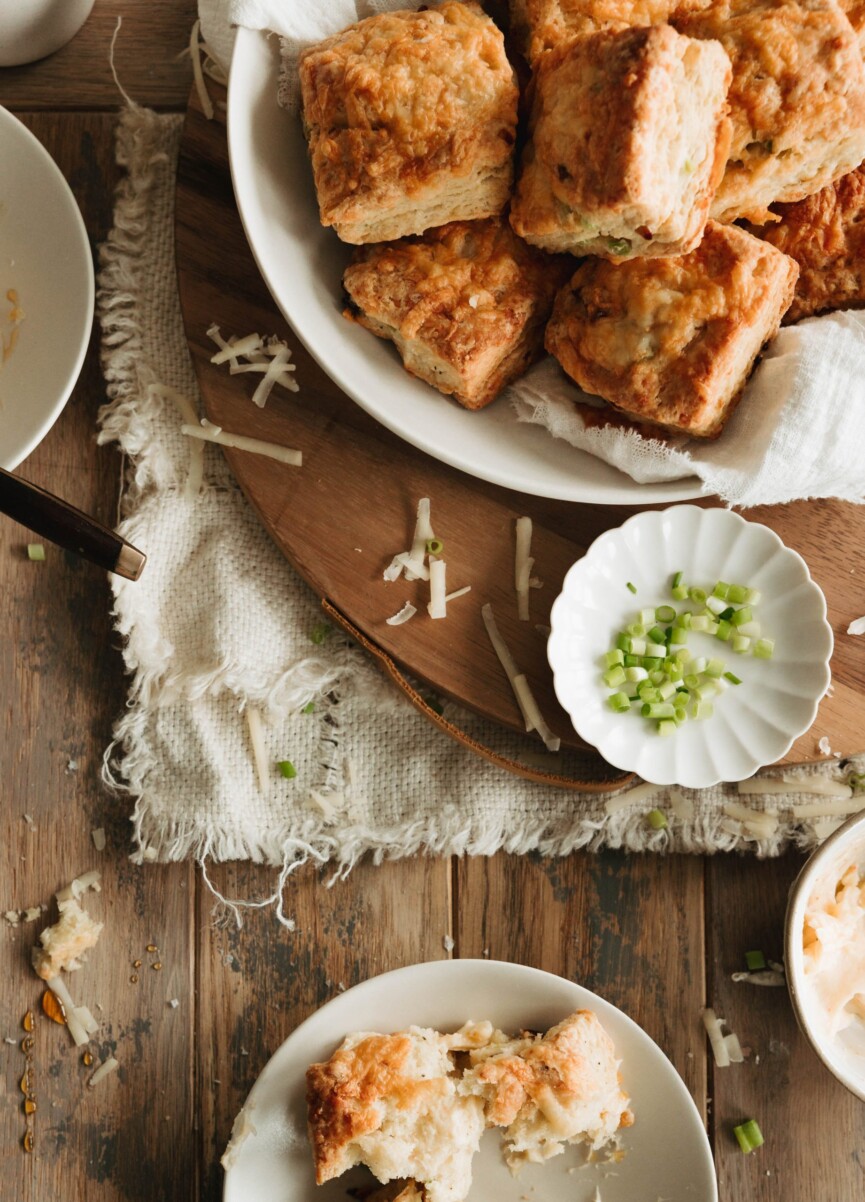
786;810;865;1101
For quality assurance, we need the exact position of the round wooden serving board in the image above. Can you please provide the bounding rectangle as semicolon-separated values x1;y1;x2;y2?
175;87;865;782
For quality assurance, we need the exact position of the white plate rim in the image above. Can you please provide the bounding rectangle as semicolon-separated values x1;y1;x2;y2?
0;105;94;469
222;957;717;1202
225;27;703;506
547;505;834;787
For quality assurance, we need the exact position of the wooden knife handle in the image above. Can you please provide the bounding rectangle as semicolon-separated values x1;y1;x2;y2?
0;466;146;580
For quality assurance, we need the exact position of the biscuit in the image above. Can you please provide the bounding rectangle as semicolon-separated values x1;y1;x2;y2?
298;3;518;244
460;1011;633;1167
544;221;799;438
343;219;572;409
672;0;865;224
509;25;732;261
747;163;865;324
509;0;710;63
306;1025;486;1202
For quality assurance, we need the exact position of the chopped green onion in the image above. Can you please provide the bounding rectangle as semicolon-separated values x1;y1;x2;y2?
607;237;631;255
630;638;647;656
689;587;707;604
683;673;700;690
615;633;632;653
626;581;637;594
692;700;714;720
745;949;767;971
731;605;753;627
648;625;667;644
732;634;751;654
671;586;689;601
426;537;443;556
733;1119;764;1154
626;622;646;637
705;658;725;678
715;619;733;642
658;680;677;701
311;624;330;645
277;760;297;779
718;606;735;621
656;605;677;623
658;719;677;737
712;581;730;600
301;701;315;714
604;649;625;669
639;608;656;625
603;666;627;688
643;656;663;670
728;583;749;604
690;615;713;633
607;692;631;713
724;671;742;685
745;588;762;605
625;666;648;682
753;638;774;659
647;808;668;830
671;571;684;589
624;653;641;667
642;701;676;719
27;544;45;561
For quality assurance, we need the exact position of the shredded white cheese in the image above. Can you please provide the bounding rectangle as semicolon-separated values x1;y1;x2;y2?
428;559;447;619
91;828;106;852
88;1057;120;1087
245;706;270;794
739;777;853;799
150;384;204;498
668;790;694;822
444;585;471;603
386;602;417;626
181;422;302;466
514;517;533;622
189;19;214;119
818;736;833;756
702;1008;740;1068
480;604;560;751
847;616;865;635
722;802;778;836
604;782;660;815
404;497;434;579
731;969;785;986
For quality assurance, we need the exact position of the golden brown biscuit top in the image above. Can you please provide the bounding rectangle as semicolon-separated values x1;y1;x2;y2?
345;220;569;354
673;0;865;159
299;3;517;216
512;0;711;60
306;1033;448;1182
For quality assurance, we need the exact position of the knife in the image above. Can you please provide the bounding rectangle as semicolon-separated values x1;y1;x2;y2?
0;464;146;580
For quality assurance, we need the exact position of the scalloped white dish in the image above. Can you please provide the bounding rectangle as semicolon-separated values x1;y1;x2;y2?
222;959;716;1202
0;107;94;469
226;28;702;504
548;505;833;788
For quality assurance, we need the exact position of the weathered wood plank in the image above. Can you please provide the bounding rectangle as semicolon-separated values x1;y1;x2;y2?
456;850;708;1117
0;0;198;111
707;851;865;1201
197;857;452;1201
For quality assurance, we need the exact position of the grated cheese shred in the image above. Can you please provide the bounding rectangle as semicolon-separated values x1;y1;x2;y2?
481;603;560;751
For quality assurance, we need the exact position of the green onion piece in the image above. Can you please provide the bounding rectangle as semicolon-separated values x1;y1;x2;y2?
732;634;751;654
683;673;700;690
754;638;774;659
604;649;625;668
647;808;668;830
658;719;677;737
648;625;667;644
638;685;660;703
745;588;762;605
731;605;753;627
658;680;677;701
671;571;684;589
678;611;693;628
426;538;443;556
670;626;688;643
311;624;330;645
630;638;647;656
733;1119;764;1154
690;615;713;633
639;608;656;625
692;700;714;720
626;622;646;637
301;701;315;714
718;606;735;621
745;949;767;971
671;585;689;601
623;653;640;667
627;581;637;594
643;702;676;719
625;666;648;682
603;666;627;688
716;619;733;642
849;772;865;791
642;656;663;671
607;237;631;255
607;692;631;713
728;583;749;604
656;605;677;623
723;671;742;685
712;581;730;600
689;587;707;604
664;662;683;682
705;658;724;678
27;544;45;561
615;633;632;653
277;760;297;779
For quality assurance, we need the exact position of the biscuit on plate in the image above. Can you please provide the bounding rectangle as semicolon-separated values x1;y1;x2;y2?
672;0;865;224
298;3;518;245
544;221;799;438
343;218;572;409
509;24;732;261
306;1023;491;1202
747;163;865;324
509;0;710;63
460;1010;633;1167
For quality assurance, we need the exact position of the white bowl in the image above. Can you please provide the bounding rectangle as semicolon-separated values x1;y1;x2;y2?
0;107;94;468
547;505;833;788
785;811;865;1102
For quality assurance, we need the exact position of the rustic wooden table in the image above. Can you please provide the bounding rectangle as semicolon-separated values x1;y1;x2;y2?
1;4;864;1200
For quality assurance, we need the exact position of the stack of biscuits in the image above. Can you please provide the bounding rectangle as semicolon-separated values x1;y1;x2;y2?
297;0;865;439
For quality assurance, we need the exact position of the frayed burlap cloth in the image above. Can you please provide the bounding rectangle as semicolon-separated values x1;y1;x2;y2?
95;106;863;911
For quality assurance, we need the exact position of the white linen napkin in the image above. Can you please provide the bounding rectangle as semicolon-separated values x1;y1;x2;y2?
508;311;865;508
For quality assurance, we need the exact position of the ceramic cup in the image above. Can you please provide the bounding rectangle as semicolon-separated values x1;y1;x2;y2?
0;0;95;67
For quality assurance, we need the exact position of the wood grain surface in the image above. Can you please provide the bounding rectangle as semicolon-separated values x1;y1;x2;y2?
176;87;865;772
1;12;864;1202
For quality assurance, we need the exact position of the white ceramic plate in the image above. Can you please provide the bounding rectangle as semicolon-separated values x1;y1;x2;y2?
222;959;716;1202
547;505;833;788
785;810;865;1102
0;107;94;469
226;29;701;505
